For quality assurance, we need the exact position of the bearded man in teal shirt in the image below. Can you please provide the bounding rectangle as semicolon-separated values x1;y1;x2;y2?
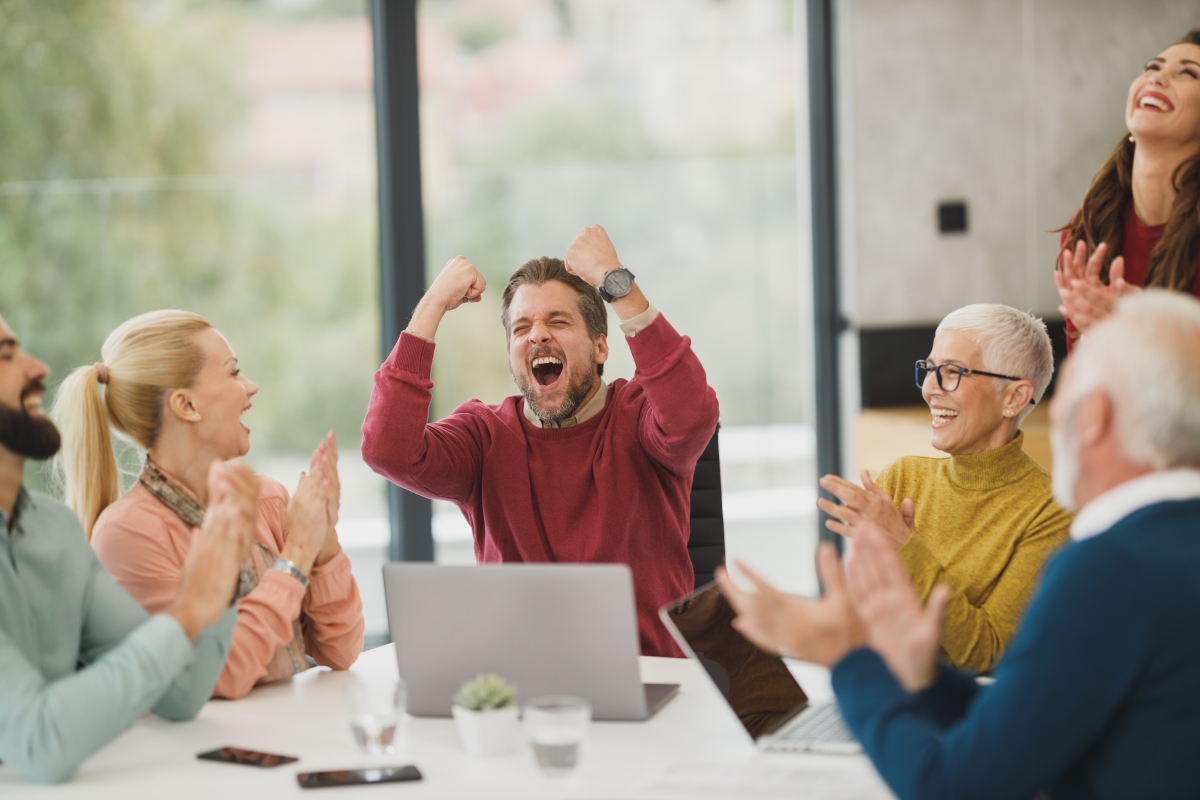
0;315;258;784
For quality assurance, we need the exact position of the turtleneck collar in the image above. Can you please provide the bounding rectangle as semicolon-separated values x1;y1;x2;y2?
945;431;1037;491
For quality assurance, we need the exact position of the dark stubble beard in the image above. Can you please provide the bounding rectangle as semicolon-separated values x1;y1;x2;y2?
515;355;598;425
0;380;62;460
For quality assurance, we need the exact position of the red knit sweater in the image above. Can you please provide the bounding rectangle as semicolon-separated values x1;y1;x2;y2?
1062;207;1200;349
361;314;720;657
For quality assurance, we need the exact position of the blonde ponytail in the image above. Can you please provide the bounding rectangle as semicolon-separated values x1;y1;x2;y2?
52;310;212;538
54;365;121;538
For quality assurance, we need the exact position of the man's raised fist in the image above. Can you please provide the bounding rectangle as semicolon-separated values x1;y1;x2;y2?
429;255;487;313
565;224;622;288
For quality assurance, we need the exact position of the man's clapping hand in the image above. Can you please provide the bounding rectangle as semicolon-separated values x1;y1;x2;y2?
845;526;951;692
717;544;866;668
167;461;259;643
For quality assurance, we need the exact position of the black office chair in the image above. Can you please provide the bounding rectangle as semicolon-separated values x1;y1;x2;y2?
688;426;725;588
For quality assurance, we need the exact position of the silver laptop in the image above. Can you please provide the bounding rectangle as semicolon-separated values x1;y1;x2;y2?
660;581;860;754
383;563;679;720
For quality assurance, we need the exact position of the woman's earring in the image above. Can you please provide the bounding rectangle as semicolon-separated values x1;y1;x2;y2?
1129;134;1135;143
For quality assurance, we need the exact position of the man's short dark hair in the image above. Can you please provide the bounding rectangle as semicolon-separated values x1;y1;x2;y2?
501;256;608;377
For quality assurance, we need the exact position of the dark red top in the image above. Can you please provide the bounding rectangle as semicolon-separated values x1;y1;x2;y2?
361;314;720;657
1061;207;1200;348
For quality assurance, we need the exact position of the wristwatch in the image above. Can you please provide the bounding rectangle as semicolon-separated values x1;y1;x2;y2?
597;268;636;302
272;557;310;588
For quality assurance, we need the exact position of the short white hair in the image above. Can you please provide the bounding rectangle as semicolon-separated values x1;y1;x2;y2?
935;304;1055;426
1063;290;1200;469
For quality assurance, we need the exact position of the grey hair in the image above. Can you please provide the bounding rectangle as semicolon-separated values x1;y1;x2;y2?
935;304;1055;426
1063;290;1200;470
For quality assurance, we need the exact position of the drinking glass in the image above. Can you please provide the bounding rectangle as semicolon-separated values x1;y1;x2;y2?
523;696;591;776
343;679;406;755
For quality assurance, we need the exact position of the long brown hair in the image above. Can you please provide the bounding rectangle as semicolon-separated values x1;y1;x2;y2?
1061;29;1200;290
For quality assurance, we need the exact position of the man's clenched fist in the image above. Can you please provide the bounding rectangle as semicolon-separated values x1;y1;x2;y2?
429;256;487;313
565;224;622;288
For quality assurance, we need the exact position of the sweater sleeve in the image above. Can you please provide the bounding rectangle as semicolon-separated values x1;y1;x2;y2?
301;549;364;670
899;500;1071;674
360;332;487;503
257;484;364;673
625;313;720;477
832;540;1151;800
213;569;306;700
914;663;980;727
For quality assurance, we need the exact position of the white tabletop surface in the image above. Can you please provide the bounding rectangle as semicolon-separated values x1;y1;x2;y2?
0;646;893;798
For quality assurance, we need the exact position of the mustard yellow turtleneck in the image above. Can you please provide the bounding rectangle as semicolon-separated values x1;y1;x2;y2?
877;431;1072;674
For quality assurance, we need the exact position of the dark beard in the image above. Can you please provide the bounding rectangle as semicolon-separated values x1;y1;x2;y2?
518;365;597;425
0;381;62;460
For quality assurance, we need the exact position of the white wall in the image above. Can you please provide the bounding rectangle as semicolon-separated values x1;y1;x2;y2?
838;0;1200;328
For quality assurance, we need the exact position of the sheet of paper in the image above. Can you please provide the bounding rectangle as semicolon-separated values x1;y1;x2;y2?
627;755;895;800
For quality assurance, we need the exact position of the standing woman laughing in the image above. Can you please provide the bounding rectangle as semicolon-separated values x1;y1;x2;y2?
1057;30;1200;345
53;310;363;699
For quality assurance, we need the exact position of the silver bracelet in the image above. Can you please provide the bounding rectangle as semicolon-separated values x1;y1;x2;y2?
272;557;310;588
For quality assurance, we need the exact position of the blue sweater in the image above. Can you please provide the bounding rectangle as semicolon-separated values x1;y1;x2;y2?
832;498;1200;800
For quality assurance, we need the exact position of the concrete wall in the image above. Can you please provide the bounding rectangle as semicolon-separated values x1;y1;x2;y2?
839;0;1200;328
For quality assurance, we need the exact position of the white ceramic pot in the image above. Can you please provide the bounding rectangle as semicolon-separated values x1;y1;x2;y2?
451;704;520;758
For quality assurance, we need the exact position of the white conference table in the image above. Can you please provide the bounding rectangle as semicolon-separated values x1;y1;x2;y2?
0;646;893;799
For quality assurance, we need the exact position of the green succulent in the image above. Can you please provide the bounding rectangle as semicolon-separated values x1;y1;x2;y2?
453;673;517;711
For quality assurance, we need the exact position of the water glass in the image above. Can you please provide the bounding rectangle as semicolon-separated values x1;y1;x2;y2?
343;679;406;755
523;696;591;776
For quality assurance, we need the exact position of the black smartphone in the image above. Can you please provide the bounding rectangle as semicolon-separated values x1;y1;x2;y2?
296;765;422;789
196;747;299;768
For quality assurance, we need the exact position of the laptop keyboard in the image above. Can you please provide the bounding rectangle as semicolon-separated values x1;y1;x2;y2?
776;702;856;743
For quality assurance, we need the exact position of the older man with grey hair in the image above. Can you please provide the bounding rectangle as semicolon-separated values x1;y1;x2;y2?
817;304;1071;673
720;290;1200;799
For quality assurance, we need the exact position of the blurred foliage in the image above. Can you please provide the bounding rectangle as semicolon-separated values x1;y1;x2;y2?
0;0;379;493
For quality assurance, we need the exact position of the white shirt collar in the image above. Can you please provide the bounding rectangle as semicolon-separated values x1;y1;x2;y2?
1070;468;1200;541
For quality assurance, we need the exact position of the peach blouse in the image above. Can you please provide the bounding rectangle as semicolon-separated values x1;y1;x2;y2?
92;473;364;700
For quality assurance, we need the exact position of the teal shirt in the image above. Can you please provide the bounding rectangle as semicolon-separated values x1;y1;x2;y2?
0;488;236;784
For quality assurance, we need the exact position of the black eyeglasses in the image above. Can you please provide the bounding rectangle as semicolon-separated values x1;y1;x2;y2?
915;359;1032;402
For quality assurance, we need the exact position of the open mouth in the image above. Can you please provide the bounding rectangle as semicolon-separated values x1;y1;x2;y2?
931;407;958;428
1137;91;1174;112
531;355;564;389
22;392;44;418
240;405;252;432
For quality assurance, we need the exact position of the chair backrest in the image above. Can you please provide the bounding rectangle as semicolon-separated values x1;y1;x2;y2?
688;426;725;588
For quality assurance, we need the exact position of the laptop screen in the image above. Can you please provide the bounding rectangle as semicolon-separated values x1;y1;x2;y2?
662;581;809;739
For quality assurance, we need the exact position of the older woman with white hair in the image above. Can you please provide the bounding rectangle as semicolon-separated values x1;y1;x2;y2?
818;304;1072;673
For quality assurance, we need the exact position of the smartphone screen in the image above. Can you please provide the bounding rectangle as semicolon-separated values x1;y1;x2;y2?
197;747;299;768
296;765;422;789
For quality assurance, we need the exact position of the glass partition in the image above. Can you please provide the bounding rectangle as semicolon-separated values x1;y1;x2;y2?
416;0;818;594
0;0;392;639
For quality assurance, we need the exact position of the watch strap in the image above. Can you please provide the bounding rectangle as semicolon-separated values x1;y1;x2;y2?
598;268;636;302
272;557;310;589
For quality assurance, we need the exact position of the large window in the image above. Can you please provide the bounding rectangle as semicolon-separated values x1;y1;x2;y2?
1;1;392;638
416;0;819;594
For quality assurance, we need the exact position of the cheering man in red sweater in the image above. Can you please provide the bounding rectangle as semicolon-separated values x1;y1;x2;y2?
361;225;719;656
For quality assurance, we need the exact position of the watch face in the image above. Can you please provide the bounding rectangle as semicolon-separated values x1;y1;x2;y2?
604;268;633;298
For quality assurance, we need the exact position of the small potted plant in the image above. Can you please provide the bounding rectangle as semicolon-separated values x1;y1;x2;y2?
451;673;519;757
